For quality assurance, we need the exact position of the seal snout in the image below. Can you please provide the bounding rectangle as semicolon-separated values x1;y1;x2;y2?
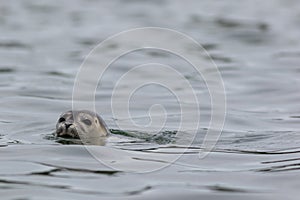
56;117;79;138
65;122;73;129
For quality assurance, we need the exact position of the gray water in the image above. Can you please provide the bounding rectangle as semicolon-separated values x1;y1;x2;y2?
1;0;300;199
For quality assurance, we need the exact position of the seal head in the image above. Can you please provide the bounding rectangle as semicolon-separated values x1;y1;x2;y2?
56;110;109;139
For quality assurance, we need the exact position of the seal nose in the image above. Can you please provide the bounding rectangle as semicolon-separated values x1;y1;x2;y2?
65;123;72;129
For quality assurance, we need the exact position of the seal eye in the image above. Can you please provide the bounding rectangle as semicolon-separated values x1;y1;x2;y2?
58;117;65;123
82;119;92;126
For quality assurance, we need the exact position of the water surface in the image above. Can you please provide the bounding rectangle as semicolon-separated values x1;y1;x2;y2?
1;0;300;199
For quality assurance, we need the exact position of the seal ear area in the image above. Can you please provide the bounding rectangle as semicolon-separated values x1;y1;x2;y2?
95;114;106;125
95;114;110;136
94;115;100;124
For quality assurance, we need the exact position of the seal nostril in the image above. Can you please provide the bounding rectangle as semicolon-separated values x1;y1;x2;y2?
65;123;72;129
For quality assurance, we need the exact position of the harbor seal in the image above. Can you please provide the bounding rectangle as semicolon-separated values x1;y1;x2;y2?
55;110;109;139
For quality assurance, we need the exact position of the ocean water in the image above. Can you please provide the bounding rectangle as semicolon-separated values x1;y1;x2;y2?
0;0;300;199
